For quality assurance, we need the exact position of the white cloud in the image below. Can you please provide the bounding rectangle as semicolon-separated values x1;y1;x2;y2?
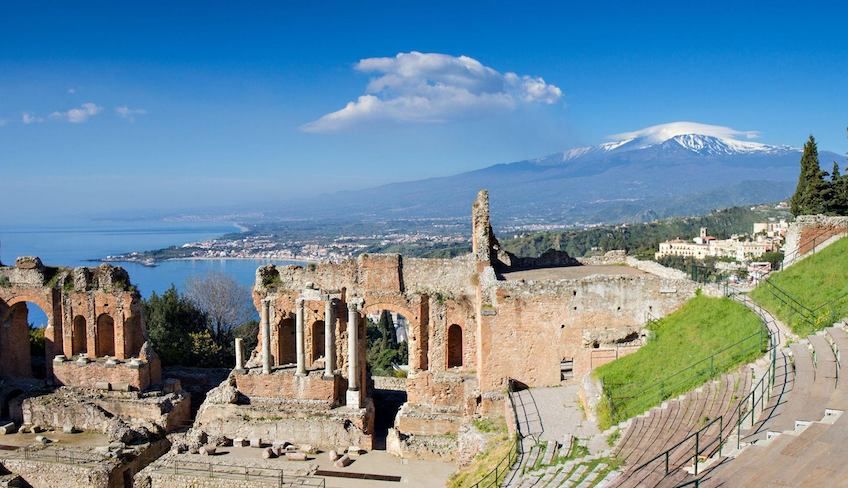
115;106;148;122
22;112;44;125
49;102;102;123
302;51;562;133
608;121;760;144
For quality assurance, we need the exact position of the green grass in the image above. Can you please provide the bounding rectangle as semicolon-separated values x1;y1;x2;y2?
594;295;765;429
447;431;516;488
750;236;848;336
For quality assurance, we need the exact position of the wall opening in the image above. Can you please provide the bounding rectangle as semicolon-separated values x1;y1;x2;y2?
277;317;296;365
96;313;115;357
311;320;326;363
72;315;88;356
447;323;463;368
2;301;49;379
365;309;409;377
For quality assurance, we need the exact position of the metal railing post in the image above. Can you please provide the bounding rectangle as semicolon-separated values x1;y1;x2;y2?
719;416;723;457
694;431;700;476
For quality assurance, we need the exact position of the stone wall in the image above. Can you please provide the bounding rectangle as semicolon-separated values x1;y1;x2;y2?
783;214;848;268
233;369;341;403
53;358;154;391
477;273;696;390
0;456;115;488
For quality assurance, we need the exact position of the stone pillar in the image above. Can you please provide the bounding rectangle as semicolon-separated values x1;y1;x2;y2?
261;298;272;374
324;298;336;378
346;302;361;407
295;298;306;376
234;337;245;372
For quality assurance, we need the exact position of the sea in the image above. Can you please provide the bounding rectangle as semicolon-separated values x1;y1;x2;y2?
0;220;301;325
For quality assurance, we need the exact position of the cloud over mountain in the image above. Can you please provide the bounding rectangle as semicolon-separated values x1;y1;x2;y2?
302;51;562;133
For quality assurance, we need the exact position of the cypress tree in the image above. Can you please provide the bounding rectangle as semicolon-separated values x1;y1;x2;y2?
790;135;828;216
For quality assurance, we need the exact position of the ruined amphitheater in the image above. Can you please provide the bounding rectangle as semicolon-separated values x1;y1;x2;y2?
0;191;845;487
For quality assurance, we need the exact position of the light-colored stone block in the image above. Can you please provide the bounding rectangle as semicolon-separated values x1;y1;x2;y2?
334;454;352;467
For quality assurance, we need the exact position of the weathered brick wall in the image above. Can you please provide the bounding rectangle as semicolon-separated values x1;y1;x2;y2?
0;457;115;488
783;215;848;267
406;371;466;409
53;359;152;390
233;369;340;403
477;275;696;391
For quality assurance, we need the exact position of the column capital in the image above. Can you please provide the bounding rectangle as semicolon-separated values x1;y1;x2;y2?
346;302;359;312
296;297;305;306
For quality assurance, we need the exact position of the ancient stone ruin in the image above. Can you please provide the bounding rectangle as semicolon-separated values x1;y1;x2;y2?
189;189;698;464
0;258;190;487
0;190;700;487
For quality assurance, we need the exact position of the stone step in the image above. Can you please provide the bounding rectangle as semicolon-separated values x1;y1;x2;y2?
550;460;578;486
563;464;588;485
541;440;559;465
575;462;607;488
593;469;620;488
518;444;540;473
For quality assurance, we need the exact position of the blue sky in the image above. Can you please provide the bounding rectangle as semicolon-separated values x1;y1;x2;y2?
2;1;847;222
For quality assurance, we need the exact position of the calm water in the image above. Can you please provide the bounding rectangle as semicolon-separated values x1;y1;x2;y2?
0;221;301;324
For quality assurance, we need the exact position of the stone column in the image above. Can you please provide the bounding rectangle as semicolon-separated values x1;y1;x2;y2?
346;302;361;407
261;298;272;374
295;298;306;376
324;298;336;378
234;337;245;372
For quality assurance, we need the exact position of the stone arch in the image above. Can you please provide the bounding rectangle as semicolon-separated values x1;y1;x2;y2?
447;323;463;368
362;299;424;372
277;317;296;366
96;313;115;357
311;320;325;363
72;315;88;356
0;298;52;378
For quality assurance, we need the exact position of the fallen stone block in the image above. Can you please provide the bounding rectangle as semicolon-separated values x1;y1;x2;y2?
0;423;16;435
61;425;78;434
94;381;111;391
334;454;352;468
286;452;307;461
112;382;131;392
299;444;317;454
35;435;51;444
31;426;43;434
17;425;30;434
347;446;364;458
199;445;216;456
262;447;276;459
328;449;340;461
233;437;248;447
249;438;262;448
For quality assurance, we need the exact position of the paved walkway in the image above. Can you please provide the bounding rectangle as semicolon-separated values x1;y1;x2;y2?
520;382;608;455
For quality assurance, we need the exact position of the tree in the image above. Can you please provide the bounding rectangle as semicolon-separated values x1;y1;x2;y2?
143;286;209;366
790;135;829;216
185;272;254;343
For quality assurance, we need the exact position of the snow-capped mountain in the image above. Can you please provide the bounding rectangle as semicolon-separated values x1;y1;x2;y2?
547;122;798;164
278;122;844;224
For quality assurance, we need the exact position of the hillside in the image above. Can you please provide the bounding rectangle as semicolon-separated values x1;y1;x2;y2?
750;236;848;336
594;295;765;428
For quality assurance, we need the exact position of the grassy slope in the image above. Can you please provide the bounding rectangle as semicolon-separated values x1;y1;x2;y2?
594;295;764;428
750;236;848;336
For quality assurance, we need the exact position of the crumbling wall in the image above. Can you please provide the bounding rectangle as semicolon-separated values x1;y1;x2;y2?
783;214;848;267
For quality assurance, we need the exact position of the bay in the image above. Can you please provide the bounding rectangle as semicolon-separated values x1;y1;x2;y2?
0;221;301;325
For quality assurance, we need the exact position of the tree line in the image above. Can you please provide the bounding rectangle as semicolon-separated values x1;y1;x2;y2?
791;131;848;216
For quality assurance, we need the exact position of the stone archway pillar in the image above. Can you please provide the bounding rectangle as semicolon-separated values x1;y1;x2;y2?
261;298;272;374
346;302;361;408
295;298;306;376
324;298;336;378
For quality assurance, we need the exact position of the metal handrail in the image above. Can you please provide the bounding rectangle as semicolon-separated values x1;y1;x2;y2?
469;378;522;488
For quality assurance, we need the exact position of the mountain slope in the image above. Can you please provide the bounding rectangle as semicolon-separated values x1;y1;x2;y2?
278;123;845;225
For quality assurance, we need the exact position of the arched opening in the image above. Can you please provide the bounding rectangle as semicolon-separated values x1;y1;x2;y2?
1;300;49;379
72;315;88;356
447;324;463;368
311;320;325;363
96;314;115;357
277;317;296;366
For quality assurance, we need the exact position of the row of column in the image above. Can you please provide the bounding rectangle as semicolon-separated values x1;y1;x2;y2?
238;297;361;406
